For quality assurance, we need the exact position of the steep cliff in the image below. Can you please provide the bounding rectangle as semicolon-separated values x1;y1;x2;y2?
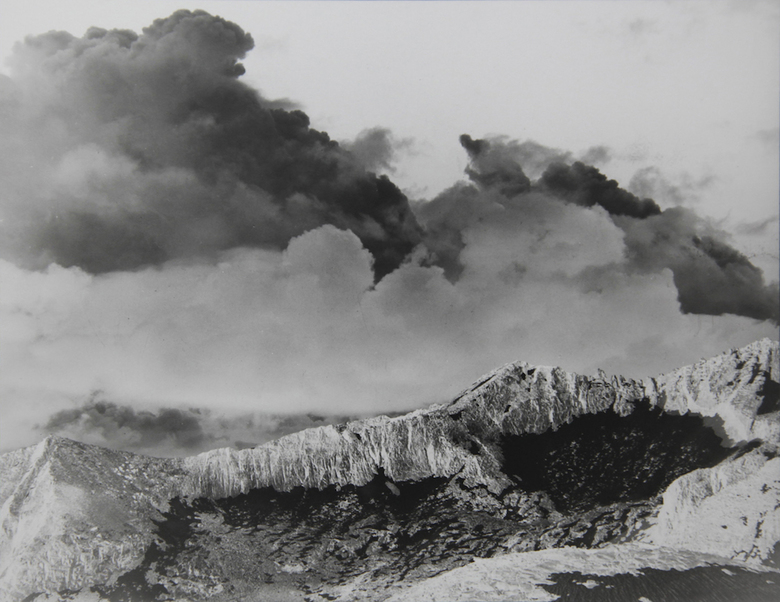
180;362;653;498
0;339;777;601
181;338;778;500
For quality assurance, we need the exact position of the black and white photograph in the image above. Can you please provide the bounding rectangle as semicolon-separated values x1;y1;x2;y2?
0;0;778;600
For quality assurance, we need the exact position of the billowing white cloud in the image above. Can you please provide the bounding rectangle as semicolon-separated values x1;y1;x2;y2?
2;217;775;453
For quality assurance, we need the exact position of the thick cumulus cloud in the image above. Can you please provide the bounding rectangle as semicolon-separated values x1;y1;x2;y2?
2;219;775;452
0;10;422;279
0;11;777;454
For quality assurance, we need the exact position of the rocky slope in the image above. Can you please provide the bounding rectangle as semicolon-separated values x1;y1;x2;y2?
0;438;188;599
0;338;778;601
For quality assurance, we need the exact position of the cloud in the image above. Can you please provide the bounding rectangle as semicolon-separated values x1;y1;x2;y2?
1;219;775;453
343;127;415;173
0;10;422;280
616;210;780;322
540;161;662;218
43;394;209;452
753;127;780;150
423;135;778;324
628;166;715;207
39;392;360;457
628;18;659;36
579;145;612;167
735;214;780;236
0;11;776;455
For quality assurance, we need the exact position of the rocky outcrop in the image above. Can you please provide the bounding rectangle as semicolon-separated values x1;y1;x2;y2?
0;339;777;601
649;337;779;444
0;446;37;509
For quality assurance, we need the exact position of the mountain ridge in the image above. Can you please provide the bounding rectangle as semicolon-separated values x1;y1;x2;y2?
0;338;778;601
181;337;778;498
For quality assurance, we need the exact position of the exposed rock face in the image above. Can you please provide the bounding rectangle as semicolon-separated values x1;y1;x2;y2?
650;337;779;444
0;339;778;601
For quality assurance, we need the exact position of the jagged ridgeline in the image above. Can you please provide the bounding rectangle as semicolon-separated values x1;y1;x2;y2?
1;339;779;602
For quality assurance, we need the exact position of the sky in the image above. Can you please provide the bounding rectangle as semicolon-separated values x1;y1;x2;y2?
0;0;778;456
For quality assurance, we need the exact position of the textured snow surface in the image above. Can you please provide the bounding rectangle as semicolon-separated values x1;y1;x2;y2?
643;450;780;560
649;337;779;444
383;543;779;602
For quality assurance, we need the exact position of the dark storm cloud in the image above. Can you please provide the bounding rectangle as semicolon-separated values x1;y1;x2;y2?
414;182;479;281
421;135;779;323
0;10;422;279
40;393;365;456
459;134;532;196
540;161;662;218
617;211;780;322
43;395;210;451
459;134;589;180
